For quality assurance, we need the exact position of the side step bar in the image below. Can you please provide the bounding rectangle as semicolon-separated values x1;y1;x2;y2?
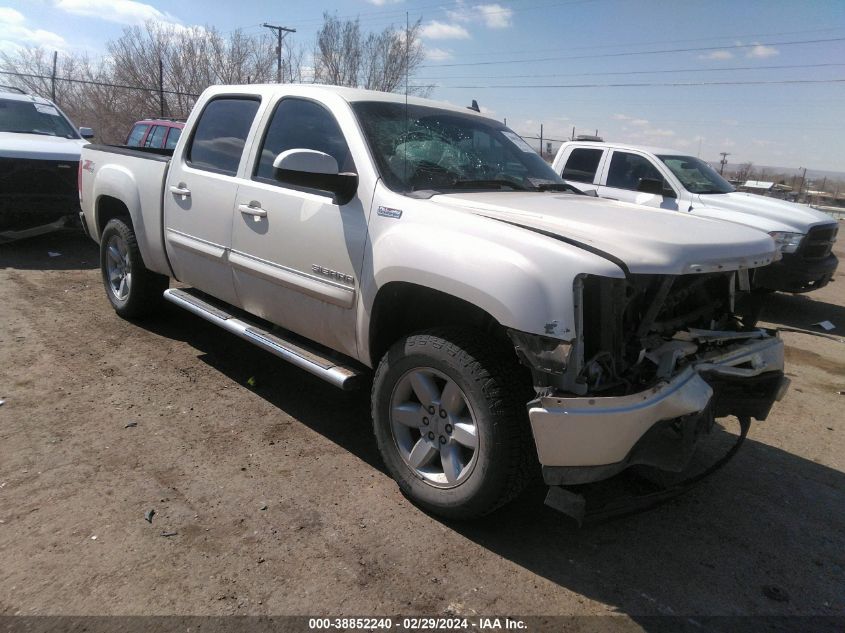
163;288;364;391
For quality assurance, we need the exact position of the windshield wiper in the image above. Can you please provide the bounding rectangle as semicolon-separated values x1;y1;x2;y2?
534;182;585;194
446;179;529;191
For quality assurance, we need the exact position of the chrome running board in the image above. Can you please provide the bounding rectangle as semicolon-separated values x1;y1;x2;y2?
163;288;363;390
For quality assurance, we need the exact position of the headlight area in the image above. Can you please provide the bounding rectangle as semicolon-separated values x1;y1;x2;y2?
509;271;777;400
769;231;804;254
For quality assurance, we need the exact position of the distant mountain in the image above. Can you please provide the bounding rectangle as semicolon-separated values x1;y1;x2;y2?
709;162;845;183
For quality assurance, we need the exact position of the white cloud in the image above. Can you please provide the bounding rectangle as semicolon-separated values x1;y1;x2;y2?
53;0;179;26
367;0;403;4
613;114;648;126
479;105;495;116
424;46;453;61
420;21;470;40
0;7;25;24
698;50;733;60
0;7;67;51
447;2;513;29
475;4;512;29
747;43;778;58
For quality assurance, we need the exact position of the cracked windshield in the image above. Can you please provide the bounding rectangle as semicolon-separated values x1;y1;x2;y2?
353;101;565;193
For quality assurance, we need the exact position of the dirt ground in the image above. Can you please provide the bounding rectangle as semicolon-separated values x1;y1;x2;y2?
1;226;843;626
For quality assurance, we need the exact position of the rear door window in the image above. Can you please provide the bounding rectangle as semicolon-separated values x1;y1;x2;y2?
562;148;603;183
126;124;149;146
145;125;168;148
606;151;665;190
187;98;260;176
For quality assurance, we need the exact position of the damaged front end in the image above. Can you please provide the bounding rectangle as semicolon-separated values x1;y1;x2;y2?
509;270;788;522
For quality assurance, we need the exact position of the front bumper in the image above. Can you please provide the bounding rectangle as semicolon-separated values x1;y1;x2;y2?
529;335;787;486
753;251;838;293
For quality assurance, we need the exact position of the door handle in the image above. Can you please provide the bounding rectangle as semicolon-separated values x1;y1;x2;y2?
169;185;191;197
239;203;267;218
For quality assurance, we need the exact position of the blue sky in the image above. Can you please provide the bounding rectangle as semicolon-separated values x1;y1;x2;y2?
2;0;844;171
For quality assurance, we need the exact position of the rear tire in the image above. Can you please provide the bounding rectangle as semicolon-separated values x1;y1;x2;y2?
372;327;535;519
100;217;168;319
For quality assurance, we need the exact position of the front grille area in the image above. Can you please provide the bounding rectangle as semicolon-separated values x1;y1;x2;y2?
801;224;838;260
0;157;80;231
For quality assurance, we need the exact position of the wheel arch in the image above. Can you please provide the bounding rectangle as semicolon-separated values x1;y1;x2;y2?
367;281;511;368
95;195;133;238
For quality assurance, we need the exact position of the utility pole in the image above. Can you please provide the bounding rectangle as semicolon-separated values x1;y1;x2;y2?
262;23;296;83
539;124;544;158
50;51;57;102
798;167;807;202
719;152;730;175
158;58;165;117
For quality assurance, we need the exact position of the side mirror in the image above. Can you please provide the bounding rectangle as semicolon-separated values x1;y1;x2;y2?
273;149;358;205
637;177;675;198
79;127;94;139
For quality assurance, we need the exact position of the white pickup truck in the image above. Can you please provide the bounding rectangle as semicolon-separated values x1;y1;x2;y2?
552;141;839;294
0;87;94;241
79;84;788;520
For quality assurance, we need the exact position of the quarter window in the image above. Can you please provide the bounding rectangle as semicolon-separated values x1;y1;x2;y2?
255;98;352;182
164;127;182;150
145;125;167;148
187;98;260;176
606;151;665;191
562;148;603;183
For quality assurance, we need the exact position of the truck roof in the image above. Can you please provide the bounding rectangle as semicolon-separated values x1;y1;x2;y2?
202;83;491;119
562;140;691;157
0;89;55;106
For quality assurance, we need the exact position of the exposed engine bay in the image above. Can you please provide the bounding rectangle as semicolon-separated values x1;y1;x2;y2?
511;270;770;398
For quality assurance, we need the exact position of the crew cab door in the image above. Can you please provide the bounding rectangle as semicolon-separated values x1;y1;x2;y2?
597;150;679;210
230;96;368;358
558;146;606;194
163;96;262;305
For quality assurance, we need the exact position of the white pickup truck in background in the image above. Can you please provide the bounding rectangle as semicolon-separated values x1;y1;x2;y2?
79;84;788;521
552;141;839;294
0;87;94;242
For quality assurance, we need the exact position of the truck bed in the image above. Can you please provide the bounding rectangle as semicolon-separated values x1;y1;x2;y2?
79;144;174;277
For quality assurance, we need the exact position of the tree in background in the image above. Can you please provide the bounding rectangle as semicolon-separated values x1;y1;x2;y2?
733;162;755;182
0;23;294;142
314;13;428;94
0;13;426;144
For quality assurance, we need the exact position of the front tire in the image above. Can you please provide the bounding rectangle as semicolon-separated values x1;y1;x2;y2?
372;328;534;519
100;217;168;319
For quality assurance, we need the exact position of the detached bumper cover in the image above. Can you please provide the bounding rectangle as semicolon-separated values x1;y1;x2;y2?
530;336;787;486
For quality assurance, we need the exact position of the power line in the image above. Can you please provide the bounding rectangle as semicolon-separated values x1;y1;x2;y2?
421;36;845;68
0;70;201;98
416;62;845;82
426;25;845;60
420;78;845;89
286;0;604;27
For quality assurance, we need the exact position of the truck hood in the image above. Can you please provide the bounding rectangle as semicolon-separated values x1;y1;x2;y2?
431;192;777;275
0;132;86;161
694;191;835;233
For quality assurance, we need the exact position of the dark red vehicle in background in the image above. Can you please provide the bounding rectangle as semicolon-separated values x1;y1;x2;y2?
125;118;184;149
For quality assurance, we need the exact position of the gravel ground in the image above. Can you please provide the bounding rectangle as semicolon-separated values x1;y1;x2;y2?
0;226;843;625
